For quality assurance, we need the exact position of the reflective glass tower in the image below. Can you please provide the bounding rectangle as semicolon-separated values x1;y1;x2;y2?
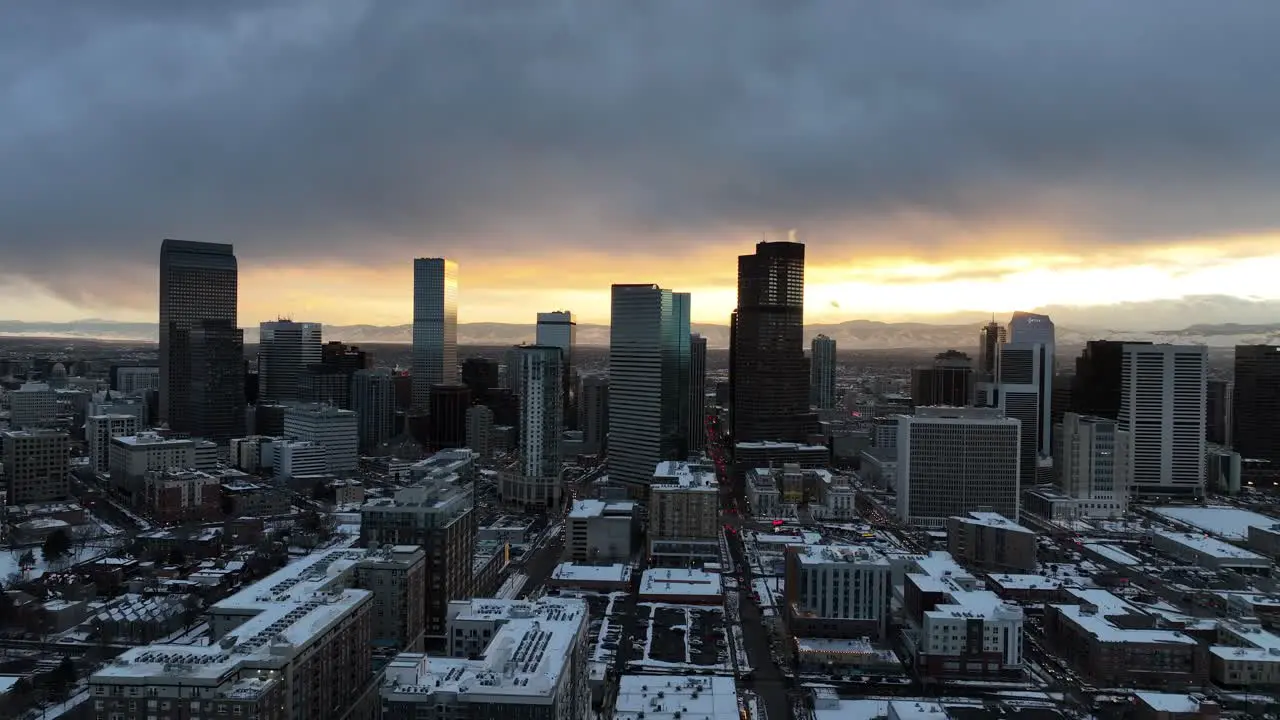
412;258;459;410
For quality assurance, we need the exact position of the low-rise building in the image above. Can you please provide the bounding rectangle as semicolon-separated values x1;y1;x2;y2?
143;469;222;524
221;480;290;518
478;515;535;545
548;562;632;592
783;544;892;640
1132;692;1221;720
383;597;589;720
565;499;635;562
612;675;738;720
946;512;1037;573
1209;621;1280;690
1150;529;1271;574
637;568;722;604
745;464;855;521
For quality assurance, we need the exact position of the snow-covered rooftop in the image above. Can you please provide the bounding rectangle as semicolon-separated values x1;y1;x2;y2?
613;675;738;720
639;568;722;598
988;574;1065;591
550;562;631;584
954;511;1034;534
1152;505;1280;540
1134;692;1202;713
1151;529;1270;562
1082;542;1141;566
212;549;368;613
791;544;890;567
651;461;718;491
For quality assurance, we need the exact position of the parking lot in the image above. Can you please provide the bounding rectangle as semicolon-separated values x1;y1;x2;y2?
630;602;732;672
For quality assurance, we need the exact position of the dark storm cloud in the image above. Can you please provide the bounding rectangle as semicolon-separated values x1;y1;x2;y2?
5;0;1280;304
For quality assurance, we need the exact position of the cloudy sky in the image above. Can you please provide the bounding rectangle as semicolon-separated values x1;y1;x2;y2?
5;1;1280;327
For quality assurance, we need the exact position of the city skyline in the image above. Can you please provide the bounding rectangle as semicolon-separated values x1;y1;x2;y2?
7;4;1280;327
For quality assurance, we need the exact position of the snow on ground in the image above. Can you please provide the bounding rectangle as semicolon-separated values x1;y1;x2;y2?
592;592;626;663
731;625;751;672
751;578;783;609
0;539;125;583
1152;505;1279;540
496;573;526;600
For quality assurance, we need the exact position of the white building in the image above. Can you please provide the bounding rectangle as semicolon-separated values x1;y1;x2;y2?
785;544;892;639
1149;529;1272;573
649;461;720;565
109;432;195;499
810;334;837;410
411;257;459;410
746;464;855;520
383;598;590;720
86;413;139;474
896;407;1021;527
906;552;1024;677
1119;343;1207;498
508;345;563;510
614;675;739;720
1058;412;1131;518
9;382;57;429
564;499;635;562
258;320;322;402
283;403;358;472
273;440;329;479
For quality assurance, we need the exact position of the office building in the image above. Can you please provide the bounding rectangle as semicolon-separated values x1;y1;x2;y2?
9;382;58;430
671;293;693;457
411;257;459;410
361;474;476;640
1233;345;1280;464
465;404;494;461
461;356;501;403
109;432;195;502
159;239;238;432
272;440;329;479
608;284;685;488
86;414;139;474
1119;344;1207;497
911;350;973;407
1206;377;1232;447
536;311;577;430
977;320;1007;379
2;430;70;506
188;320;246;442
111;365;160;394
688;333;708;453
896;407;1021;527
565;499;636;562
258;320;322;402
1071;340;1151;419
382;598;590;720
283;403;358;472
508;346;564;510
427;385;471;452
784;544;892;640
648;461;720;565
946;512;1037;572
810;334;837;410
1058;412;1131;518
351;368;396;454
730;238;814;443
580;374;609;455
997;342;1051;483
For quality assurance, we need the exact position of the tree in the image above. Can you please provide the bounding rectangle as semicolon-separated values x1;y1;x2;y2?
17;550;35;571
49;655;75;699
42;529;72;565
167;547;186;565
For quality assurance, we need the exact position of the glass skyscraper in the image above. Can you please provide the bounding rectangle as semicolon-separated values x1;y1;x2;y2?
412;258;459;411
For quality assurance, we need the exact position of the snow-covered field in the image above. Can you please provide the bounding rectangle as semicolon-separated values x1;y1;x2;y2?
0;538;125;584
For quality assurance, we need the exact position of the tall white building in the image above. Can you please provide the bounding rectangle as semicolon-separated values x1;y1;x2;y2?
9;382;57;430
608;284;681;488
536;311;576;429
1119;343;1207;497
997;342;1052;483
1059;412;1131;518
351;368;396;454
509;345;564;510
86;414;139;474
786;545;891;638
283;403;358;472
810;334;837;410
896;407;1021;527
258;320;322;402
411;258;459;410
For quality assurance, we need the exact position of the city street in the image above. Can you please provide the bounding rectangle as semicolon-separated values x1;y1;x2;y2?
724;516;794;720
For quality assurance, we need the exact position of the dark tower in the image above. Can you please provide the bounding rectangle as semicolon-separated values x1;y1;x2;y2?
729;238;815;443
911;350;973;407
1233;345;1280;462
1071;340;1151;419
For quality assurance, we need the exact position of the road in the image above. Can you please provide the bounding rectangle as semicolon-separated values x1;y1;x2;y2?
724;516;795;720
515;520;565;599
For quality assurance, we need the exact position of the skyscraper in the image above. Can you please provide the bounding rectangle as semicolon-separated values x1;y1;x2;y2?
1059;412;1131;518
511;345;564;510
412;258;459;410
810;334;837;410
1070;340;1151;419
159;240;238;433
997;342;1050;483
977;320;1007;377
188;321;246;442
670;293;693;457
688;334;708;454
1119;344;1207;497
352;368;396;454
896;407;1021;527
1206;378;1232;447
730;239;814;443
1232;345;1280;463
1007;312;1055;459
608;284;683;489
580;375;609;456
427;385;471;452
536;311;577;430
258;320;322;402
911;350;972;408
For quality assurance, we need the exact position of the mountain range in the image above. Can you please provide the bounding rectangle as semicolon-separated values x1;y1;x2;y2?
2;318;1278;350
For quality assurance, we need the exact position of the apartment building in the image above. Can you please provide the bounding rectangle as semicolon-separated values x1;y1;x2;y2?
648;461;720;566
1;429;70;506
109;432;195;503
282;403;358;472
564;499;636;562
783;544;892;640
946;512;1038;573
143;469;221;524
86;414;140;474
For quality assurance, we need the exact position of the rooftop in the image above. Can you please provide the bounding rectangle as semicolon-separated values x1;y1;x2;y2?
652;461;718;490
613;675;738;720
988;574;1066;591
550;562;631;584
1133;692;1205;713
1151;529;1270;562
639;568;722;598
953;511;1034;534
1152;505;1280;540
114;432;191;447
791;544;891;567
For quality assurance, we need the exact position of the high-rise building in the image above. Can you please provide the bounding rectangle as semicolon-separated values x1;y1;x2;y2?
159;240;238;432
608;284;684;488
2;430;71;506
283;403;359;472
427;385;471;452
730;239;814;444
580;375;609;455
188;320;246;442
1007;312;1055;458
258;320;322;402
688;334;708;454
504;346;564;510
977;320;1007;379
466;405;494;461
8;382;57;430
997;342;1051;483
461;356;501;403
110;366;160;394
299;341;368;409
670;294;693;457
810;334;837;410
1070;340;1152;419
1233;345;1280;463
411;258;459;410
86;414;139;474
352;368;396;454
536;311;577;430
911;350;972;407
896;407;1021;527
1118;344;1207;497
1206;378;1232;447
1059;412;1131;518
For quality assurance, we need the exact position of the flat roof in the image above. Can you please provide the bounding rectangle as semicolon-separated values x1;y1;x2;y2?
791;544;890;567
1152;505;1280;540
212;549;369;613
551;562;631;584
613;675;738;720
1151;529;1269;562
568;499;607;518
652;461;718;490
954;511;1034;534
988;574;1065;591
639;568;723;597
